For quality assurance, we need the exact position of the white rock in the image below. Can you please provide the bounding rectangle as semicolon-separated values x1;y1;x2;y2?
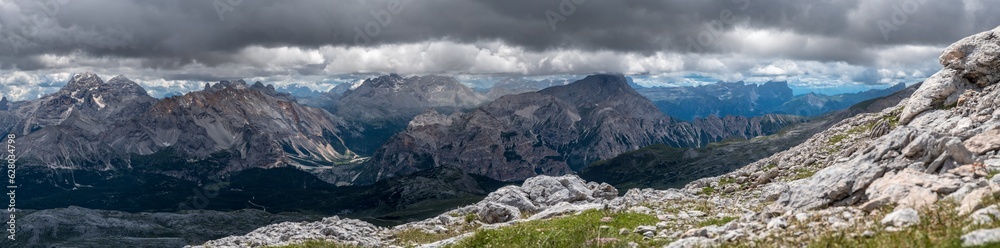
970;205;1000;225
881;207;920;229
962;228;1000;247
477;202;521;224
959;187;993;215
526;202;601;221
634;225;656;236
767;217;787;229
686;210;707;217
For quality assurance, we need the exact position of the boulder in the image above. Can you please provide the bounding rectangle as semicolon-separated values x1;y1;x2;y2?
880;208;920;229
969;205;1000;225
481;186;540;213
864;169;952;210
902;26;1000;124
964;128;1000;154
197;216;387;248
521;175;596;206
526;202;602;221
767;217;787;229
477;202;521;224
959;187;994;215
962;228;1000;247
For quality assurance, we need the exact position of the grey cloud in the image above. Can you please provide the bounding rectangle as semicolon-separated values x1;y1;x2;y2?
1;0;997;69
0;0;992;96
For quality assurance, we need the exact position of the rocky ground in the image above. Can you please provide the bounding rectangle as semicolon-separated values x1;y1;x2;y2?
193;27;1000;248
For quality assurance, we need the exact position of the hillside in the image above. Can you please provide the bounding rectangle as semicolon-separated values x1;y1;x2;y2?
189;25;1000;248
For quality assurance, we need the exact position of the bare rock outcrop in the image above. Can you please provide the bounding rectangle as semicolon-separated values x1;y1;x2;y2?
774;26;1000;212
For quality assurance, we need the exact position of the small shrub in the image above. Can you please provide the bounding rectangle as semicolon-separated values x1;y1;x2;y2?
718;177;736;186
792;168;816;180
828;134;848;145
465;213;477;224
701;186;716;195
808;201;1000;248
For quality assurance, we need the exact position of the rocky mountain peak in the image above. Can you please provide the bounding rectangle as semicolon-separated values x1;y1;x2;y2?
107;74;129;83
901;26;1000;124
537;74;638;105
361;74;405;89
553;74;630;91
0;96;7;111
407;109;454;128
64;72;105;91
202;79;293;101
105;75;152;98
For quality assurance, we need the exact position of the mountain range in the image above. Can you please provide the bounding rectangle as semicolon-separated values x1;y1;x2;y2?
171;25;1000;248
329;74;487;155
0;68;916;247
579;82;920;190
0;74;355;181
355;75;805;184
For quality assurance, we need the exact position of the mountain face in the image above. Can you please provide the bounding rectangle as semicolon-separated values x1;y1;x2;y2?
2;73;157;169
776;82;907;116
331;74;488;155
10;73;156;130
690;114;805;142
637;81;793;121
355;75;805;184
335;74;486;121
2;73;354;179
104;80;354;178
191;26;1000;248
580;83;918;190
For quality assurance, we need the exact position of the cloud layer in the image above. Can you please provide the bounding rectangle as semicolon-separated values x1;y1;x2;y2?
0;0;998;100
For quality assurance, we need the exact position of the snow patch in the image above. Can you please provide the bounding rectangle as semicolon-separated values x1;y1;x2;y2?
349;79;366;90
93;95;106;109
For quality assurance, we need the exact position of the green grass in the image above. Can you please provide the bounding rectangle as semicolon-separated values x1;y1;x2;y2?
465;213;477;224
806;202;1000;248
884;113;900;128
701;186;716;195
847;122;875;135
943;102;959;110
792;168;817;180
718;177;736;186
827;134;848;145
447;209;667;248
393;228;469;247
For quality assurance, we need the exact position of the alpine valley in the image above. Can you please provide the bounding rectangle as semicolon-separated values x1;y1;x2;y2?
0;66;916;247
173;26;1000;248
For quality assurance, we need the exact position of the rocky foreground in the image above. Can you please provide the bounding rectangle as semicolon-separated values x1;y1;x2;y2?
195;27;1000;247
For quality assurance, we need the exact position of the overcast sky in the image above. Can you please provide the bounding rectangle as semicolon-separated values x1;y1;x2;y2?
0;0;998;100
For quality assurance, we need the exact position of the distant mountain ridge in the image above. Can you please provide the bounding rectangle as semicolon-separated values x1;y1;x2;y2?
580;82;920;190
329;74;489;155
776;82;907;116
637;81;793;121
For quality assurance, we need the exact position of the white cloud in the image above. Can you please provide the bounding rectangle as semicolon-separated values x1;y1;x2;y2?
0;38;944;101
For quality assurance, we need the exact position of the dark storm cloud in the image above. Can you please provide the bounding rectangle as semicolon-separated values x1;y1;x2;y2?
2;0;998;70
